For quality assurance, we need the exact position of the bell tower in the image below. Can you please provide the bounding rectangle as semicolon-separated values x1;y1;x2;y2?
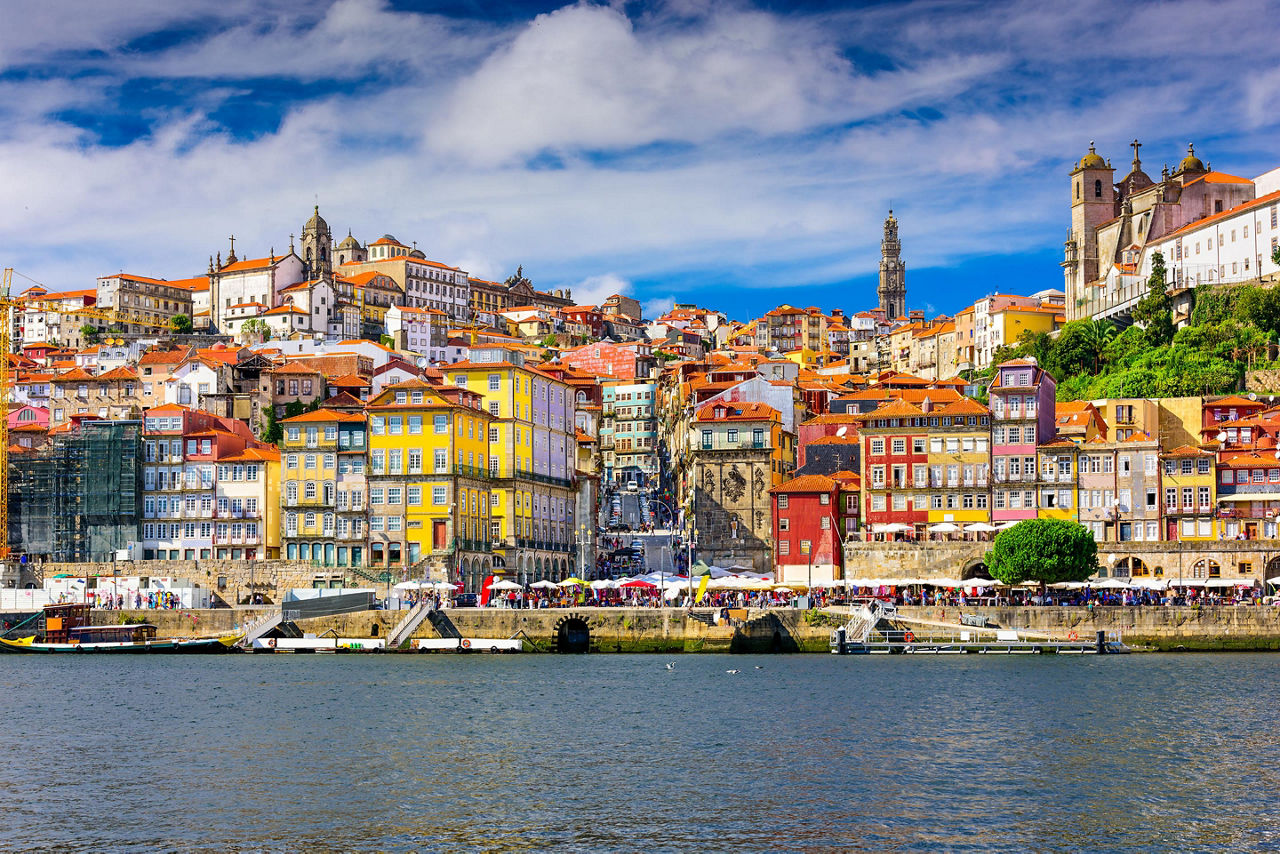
1065;141;1116;320
878;210;906;319
300;205;333;280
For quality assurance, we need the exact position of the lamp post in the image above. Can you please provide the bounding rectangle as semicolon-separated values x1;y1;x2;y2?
687;527;699;610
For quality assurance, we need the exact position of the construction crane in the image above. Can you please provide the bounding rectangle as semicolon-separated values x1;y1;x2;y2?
0;267;180;558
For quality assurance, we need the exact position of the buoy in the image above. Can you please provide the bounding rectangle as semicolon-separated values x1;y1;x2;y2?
1067;631;1079;641
904;631;915;643
461;638;472;649
266;638;276;649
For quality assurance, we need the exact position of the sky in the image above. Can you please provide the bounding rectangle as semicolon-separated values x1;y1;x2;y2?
3;0;1280;323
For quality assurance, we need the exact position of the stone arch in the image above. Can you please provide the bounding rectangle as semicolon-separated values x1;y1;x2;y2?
1266;555;1280;580
961;561;992;581
1191;558;1221;578
1113;556;1147;578
553;614;591;653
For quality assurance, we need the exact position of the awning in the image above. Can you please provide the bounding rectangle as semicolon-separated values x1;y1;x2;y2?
1218;493;1280;502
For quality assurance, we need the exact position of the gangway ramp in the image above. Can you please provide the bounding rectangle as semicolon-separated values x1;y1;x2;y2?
387;603;432;649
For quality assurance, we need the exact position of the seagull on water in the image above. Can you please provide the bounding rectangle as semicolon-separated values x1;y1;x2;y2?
725;669;741;674
754;666;763;670
665;662;676;670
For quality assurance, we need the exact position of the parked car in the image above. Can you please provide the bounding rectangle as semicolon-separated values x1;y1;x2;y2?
454;593;479;608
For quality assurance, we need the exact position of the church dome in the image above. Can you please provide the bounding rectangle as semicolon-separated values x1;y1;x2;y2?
1177;143;1205;173
337;230;361;250
305;205;328;233
1078;142;1106;169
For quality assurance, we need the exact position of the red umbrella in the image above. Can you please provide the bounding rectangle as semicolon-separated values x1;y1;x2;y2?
620;580;657;589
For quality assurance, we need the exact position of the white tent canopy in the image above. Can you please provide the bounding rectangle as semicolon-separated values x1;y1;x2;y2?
927;523;961;533
965;523;998;532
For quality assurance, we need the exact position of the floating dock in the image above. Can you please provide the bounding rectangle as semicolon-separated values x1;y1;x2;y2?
829;600;1128;655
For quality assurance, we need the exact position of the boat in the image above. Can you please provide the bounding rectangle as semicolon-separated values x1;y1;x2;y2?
0;604;240;654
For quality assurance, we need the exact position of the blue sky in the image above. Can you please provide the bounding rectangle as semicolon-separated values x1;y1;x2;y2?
3;0;1280;321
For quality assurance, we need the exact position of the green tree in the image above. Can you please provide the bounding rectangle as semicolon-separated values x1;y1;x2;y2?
169;314;193;335
1131;251;1174;345
240;318;271;344
260;404;281;444
80;324;100;344
1081;319;1117;372
987;519;1099;586
380;334;396;349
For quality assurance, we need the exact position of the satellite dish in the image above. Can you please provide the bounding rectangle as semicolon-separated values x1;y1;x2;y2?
836;426;848;437
1217;431;1228;442
1249;393;1258;400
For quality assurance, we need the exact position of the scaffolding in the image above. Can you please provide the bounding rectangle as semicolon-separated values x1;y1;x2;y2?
9;420;144;563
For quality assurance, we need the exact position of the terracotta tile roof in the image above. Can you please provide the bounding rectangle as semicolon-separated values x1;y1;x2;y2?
53;367;96;382
221;446;281;462
96;366;139;381
769;473;837;493
1208;395;1267;409
934;397;990;417
854;397;926;420
800;414;861;426
693;401;779;422
1160;188;1280;242
280;408;366;424
145;403;191;414
807;435;860;445
1163;444;1214;458
219;256;284;273
326;374;370;387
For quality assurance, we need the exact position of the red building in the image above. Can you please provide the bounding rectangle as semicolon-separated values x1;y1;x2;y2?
559;305;606;338
559;340;654;380
770;474;845;586
854;398;929;539
796;413;860;468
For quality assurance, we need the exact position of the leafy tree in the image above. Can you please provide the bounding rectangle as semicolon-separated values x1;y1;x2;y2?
169;314;193;335
260;404;281;444
1081;319;1117;372
240;318;271;344
284;400;307;419
1235;287;1280;339
380;334;396;349
1131;251;1174;346
80;324;100;344
987;519;1099;586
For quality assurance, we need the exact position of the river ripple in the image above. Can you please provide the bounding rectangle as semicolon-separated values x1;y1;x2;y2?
0;653;1276;852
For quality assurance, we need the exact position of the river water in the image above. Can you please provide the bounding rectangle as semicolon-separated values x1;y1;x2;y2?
1;653;1277;852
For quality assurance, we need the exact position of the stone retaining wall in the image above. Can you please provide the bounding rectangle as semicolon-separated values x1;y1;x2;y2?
64;604;1280;652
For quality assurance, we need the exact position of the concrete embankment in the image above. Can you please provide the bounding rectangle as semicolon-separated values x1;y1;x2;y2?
54;605;1280;652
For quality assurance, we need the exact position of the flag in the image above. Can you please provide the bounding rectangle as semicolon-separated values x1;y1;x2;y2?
696;573;711;604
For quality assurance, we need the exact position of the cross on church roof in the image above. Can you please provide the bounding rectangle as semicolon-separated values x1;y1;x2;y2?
1130;138;1142;167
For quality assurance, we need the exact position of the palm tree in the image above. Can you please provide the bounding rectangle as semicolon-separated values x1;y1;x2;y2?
1083;319;1117;372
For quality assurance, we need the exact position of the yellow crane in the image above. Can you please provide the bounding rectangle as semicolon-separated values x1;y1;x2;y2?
0;267;182;558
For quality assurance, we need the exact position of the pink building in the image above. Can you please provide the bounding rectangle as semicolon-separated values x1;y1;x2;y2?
990;358;1057;522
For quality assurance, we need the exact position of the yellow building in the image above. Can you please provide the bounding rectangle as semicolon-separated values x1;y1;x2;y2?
444;346;579;590
343;270;401;331
365;379;494;577
1036;438;1080;523
280;408;368;565
1161;445;1217;541
925;398;992;527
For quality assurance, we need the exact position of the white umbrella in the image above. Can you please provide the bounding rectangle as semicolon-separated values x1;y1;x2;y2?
433;581;459;591
529;580;559;589
965;523;998;532
1130;578;1168;590
924;578;964;587
1049;581;1085;590
1205;577;1254;589
963;578;1004;590
1092;578;1129;589
392;581;423;591
588;579;618;590
488;580;523;591
994;520;1018;530
927;522;961;533
1175;578;1209;587
1267;576;1280;585
773;586;796;593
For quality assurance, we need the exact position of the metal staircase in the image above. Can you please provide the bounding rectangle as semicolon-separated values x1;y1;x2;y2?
386;603;432;649
242;610;283;646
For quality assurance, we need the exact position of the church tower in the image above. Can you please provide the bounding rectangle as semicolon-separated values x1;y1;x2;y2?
1064;142;1115;320
300;205;333;280
878;210;906;319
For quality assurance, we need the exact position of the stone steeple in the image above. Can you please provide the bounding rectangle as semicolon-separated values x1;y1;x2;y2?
878;210;906;319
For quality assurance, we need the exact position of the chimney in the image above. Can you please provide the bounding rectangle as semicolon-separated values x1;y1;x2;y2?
921;395;933;413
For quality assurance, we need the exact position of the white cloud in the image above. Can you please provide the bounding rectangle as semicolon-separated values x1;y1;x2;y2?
569;273;632;308
643;295;676;317
2;0;1280;321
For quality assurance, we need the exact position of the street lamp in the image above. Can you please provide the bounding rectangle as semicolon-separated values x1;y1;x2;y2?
687;527;699;609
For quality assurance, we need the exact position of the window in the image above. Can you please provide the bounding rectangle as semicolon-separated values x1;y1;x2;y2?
777;495;788;509
408;416;422;435
891;438;906;455
779;518;789;531
870;439;885;455
432;486;447;505
818;494;830;505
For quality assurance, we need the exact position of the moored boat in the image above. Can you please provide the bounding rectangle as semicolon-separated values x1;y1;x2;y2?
0;604;240;654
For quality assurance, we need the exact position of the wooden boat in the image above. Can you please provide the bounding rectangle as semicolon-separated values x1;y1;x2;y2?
0;604;239;654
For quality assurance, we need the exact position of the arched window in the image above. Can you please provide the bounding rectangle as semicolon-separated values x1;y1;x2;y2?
576;391;587;403
1094;179;1103;198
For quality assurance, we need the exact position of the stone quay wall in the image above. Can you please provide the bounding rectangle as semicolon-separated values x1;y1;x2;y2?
65;604;1280;652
